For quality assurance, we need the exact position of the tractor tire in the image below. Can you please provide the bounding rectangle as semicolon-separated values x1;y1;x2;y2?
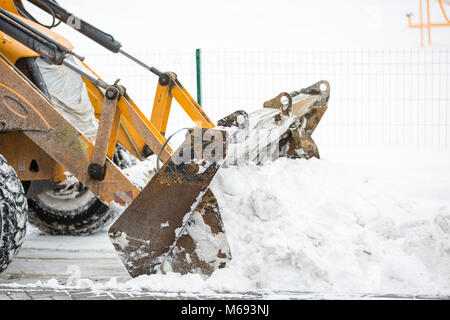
27;186;112;236
0;155;28;274
27;145;136;236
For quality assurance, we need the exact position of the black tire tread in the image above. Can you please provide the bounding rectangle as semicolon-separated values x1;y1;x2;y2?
0;155;28;273
26;144;136;236
28;196;112;236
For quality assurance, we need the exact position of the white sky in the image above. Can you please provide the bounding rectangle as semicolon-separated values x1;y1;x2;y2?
24;0;450;53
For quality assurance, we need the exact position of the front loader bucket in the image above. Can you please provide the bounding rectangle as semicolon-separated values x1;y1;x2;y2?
109;128;231;278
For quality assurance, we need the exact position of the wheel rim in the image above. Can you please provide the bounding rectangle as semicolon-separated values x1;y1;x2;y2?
33;175;97;216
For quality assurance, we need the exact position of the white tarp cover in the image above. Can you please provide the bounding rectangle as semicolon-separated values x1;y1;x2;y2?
36;57;98;141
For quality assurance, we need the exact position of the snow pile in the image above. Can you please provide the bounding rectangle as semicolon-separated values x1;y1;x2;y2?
121;156;158;189
63;148;448;295
15;149;449;296
208;155;450;295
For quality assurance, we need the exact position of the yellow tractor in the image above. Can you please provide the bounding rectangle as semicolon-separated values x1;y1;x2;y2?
0;0;329;278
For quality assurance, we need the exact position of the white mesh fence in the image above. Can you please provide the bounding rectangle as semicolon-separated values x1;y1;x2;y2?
85;49;450;149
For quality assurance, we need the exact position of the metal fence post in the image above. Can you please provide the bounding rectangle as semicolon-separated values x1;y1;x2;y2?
196;48;202;106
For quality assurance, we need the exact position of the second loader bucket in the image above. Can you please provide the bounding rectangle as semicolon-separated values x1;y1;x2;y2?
109;128;231;278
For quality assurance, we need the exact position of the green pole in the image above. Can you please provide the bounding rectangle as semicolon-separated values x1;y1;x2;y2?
195;48;202;106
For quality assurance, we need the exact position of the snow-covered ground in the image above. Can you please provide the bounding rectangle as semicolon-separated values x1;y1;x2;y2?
1;147;449;298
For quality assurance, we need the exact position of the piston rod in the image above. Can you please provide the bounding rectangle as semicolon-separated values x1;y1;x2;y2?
25;0;162;76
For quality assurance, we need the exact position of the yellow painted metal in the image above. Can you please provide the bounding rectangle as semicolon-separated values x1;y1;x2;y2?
150;74;216;140
117;116;147;159
107;107;121;159
0;0;19;14
91;90;120;167
171;80;215;128
0;132;56;181
82;77;104;117
0;30;39;64
408;0;450;47
81;74;152;160
52;162;67;183
150;82;173;136
117;96;172;163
